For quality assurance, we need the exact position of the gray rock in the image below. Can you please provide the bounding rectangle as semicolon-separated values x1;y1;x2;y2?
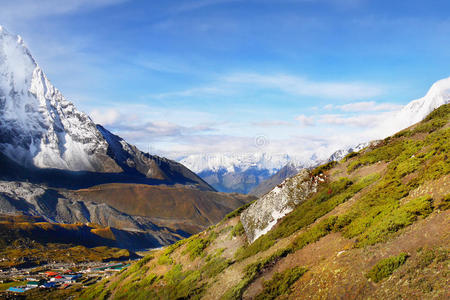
241;169;321;243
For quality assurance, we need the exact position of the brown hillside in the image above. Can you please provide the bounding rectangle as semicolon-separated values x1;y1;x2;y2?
68;184;256;234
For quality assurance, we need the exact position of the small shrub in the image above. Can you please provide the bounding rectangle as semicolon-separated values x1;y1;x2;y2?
366;253;409;283
311;160;337;176
230;221;245;237
344;195;433;247
222;252;285;299
157;253;173;265
343;151;359;161
255;266;308;300
222;200;257;222
136;254;153;268
415;248;449;269
183;231;217;260
437;193;450;210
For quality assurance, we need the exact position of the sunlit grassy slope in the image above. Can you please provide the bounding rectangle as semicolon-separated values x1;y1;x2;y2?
78;104;449;300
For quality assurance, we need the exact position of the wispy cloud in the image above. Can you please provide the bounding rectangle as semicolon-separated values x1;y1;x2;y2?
318;113;390;127
148;86;230;99
90;109;122;126
0;0;128;20
252;120;295;127
325;101;402;112
173;0;241;13
148;72;386;101
224;73;385;100
88;104;218;145
295;114;315;126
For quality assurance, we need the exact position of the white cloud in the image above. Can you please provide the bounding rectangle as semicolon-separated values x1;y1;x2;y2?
334;101;402;112
224;73;385;100
252;120;294;127
148;72;386;101
90;108;121;126
148;86;229;99
295;114;315;126
319;113;382;127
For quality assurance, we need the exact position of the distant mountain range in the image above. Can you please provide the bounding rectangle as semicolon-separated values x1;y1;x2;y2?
0;26;254;250
179;152;317;194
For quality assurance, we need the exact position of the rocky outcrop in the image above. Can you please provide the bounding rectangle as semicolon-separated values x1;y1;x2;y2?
241;169;322;243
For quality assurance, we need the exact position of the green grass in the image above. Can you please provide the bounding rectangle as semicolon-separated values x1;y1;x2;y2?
366;253;409;283
255;266;308;300
182;231;218;260
343;195;433;247
230;221;245;237
337;117;449;247
222;248;293;300
311;160;337;176
157;253;173;265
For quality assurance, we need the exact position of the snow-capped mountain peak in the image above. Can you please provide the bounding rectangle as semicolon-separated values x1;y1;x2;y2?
0;26;213;191
0;26;116;171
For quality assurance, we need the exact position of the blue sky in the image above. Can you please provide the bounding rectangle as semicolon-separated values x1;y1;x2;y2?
2;0;450;159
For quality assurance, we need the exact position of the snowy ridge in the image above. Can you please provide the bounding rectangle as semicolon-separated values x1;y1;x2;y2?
179;152;312;174
375;77;450;137
326;142;369;163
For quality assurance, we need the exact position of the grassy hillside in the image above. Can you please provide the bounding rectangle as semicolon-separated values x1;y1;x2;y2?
78;104;449;300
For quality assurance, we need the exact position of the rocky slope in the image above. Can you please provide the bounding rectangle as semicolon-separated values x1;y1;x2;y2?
79;104;449;300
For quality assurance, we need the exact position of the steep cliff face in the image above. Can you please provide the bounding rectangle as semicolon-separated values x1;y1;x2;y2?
241;169;321;243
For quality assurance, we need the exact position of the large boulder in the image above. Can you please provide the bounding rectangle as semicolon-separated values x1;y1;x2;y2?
240;169;321;243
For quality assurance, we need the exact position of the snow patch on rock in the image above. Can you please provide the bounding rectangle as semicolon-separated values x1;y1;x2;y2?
240;169;321;243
